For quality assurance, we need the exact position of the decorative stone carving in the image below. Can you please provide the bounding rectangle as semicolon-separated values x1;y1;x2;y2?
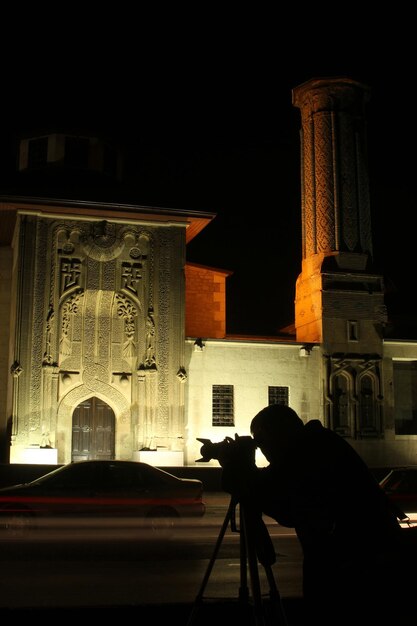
115;293;138;358
60;290;84;357
10;361;23;377
176;367;187;382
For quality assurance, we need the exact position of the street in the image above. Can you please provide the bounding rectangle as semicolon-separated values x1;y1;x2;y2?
0;492;303;609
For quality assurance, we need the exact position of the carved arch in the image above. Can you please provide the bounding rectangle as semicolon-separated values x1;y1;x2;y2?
329;369;355;437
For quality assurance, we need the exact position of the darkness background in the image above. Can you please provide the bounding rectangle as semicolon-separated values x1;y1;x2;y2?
1;23;414;336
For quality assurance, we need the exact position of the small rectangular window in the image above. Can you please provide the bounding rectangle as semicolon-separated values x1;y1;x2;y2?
212;385;234;427
347;320;358;342
393;361;417;435
268;386;289;406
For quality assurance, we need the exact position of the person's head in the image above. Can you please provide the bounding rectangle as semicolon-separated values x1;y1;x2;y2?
250;405;304;462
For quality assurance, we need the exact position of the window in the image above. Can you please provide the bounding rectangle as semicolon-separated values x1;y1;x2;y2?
268;386;289;406
212;385;234;427
357;374;380;437
329;362;382;439
348;320;358;342
393;361;417;435
333;374;351;436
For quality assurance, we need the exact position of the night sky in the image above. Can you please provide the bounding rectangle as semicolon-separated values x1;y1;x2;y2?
1;33;414;336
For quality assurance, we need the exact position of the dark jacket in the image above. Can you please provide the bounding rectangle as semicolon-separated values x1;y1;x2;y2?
221;420;406;624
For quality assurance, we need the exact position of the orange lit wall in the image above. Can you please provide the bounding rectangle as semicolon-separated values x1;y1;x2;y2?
185;262;231;339
295;254;324;343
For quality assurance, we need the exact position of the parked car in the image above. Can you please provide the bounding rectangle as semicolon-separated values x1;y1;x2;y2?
379;467;417;516
0;459;205;536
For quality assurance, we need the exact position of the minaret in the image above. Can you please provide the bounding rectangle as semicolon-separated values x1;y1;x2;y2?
292;77;386;351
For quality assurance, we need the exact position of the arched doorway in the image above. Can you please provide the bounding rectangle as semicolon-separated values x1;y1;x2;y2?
72;397;116;462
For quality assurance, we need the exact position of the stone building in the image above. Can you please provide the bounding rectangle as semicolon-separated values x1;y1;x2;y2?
1;77;416;470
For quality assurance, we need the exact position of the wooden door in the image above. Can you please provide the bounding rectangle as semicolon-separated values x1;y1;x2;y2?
72;397;115;461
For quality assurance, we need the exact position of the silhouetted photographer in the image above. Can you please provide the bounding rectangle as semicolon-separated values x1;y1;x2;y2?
193;433;288;625
205;405;413;625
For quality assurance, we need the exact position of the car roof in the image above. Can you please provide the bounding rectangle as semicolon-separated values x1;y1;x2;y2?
34;459;202;485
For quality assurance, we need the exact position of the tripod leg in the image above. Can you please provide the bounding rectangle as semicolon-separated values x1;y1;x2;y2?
241;504;289;626
188;497;289;626
239;517;249;603
241;508;267;626
186;498;234;626
263;563;289;626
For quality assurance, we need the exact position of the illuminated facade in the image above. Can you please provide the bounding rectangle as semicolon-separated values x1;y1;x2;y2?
0;200;216;465
1;77;417;469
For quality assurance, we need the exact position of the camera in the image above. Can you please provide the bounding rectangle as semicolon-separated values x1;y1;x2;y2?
196;433;256;465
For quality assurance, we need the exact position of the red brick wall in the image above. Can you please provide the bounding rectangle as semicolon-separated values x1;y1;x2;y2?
185;263;230;338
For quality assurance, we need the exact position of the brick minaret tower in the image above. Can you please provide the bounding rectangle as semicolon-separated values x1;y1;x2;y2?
292;77;386;351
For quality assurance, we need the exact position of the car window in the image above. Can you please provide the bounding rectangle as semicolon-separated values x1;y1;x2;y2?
396;471;417;492
39;463;97;490
395;476;410;492
137;465;169;487
383;470;417;492
103;464;143;491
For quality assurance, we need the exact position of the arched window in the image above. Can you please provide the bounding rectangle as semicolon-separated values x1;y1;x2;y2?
328;360;382;440
332;372;352;437
357;373;380;437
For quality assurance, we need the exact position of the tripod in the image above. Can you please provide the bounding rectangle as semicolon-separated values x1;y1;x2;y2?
186;494;288;626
